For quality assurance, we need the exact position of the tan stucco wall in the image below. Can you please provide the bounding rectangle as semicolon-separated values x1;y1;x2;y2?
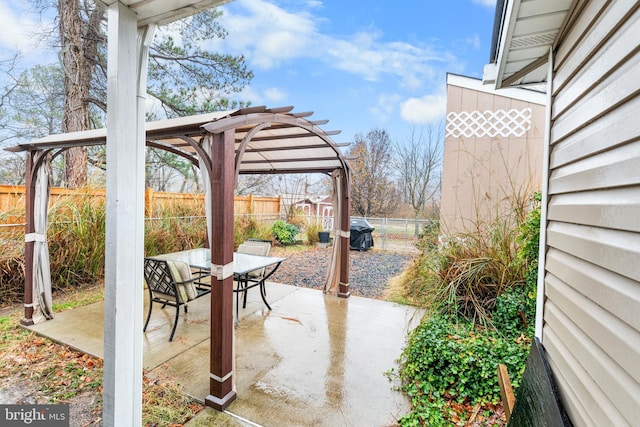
440;76;546;234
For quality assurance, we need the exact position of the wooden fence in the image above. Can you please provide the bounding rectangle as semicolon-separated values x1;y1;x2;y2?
0;185;281;225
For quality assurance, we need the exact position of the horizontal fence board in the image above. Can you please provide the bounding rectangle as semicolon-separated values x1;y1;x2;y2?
0;186;281;224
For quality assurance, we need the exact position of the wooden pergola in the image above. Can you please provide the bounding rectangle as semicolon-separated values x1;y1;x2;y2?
6;105;352;411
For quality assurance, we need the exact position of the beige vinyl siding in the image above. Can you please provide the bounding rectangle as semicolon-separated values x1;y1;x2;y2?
543;1;640;425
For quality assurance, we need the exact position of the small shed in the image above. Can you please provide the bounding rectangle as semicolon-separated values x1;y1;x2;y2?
295;195;334;229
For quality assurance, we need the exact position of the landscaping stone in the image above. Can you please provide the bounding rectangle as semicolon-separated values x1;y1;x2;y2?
269;247;416;298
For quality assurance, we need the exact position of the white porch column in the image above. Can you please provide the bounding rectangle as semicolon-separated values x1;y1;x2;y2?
103;3;155;425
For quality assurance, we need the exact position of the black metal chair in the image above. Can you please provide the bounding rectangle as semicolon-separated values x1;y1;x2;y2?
143;257;210;341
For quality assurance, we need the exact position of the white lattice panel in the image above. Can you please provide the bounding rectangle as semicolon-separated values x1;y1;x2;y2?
446;108;532;138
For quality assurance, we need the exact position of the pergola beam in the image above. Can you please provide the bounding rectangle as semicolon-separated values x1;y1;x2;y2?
245;130;341;142
240;156;348;165
239;168;339;175
242;142;351;153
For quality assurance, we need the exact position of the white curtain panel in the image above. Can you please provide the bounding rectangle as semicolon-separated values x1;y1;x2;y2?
324;168;343;294
31;154;54;323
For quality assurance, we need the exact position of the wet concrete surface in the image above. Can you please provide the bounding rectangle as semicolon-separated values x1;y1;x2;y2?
27;282;423;426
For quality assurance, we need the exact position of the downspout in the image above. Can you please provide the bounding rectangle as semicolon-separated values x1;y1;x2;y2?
534;48;554;339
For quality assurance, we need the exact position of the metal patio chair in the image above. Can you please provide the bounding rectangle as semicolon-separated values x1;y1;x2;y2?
143;257;210;342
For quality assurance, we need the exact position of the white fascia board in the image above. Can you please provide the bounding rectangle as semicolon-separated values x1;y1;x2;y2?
447;73;546;105
494;0;522;89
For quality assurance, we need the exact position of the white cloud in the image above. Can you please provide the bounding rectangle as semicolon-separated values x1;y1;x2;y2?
369;93;402;123
0;1;43;55
400;93;447;123
305;0;323;8
220;0;458;90
236;86;264;105
232;85;287;106
219;0;319;69
472;0;497;8
263;87;287;102
467;34;481;50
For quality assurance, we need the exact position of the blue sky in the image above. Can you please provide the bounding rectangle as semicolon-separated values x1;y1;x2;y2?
212;0;498;142
0;0;497;144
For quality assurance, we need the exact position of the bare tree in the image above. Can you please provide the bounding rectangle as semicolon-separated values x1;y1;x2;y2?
395;123;443;235
349;128;400;217
236;175;275;196
7;65;64;141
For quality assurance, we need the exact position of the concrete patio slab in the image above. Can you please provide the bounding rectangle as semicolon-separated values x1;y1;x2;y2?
27;282;423;427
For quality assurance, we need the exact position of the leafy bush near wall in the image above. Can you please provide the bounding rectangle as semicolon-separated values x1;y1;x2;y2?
398;315;531;425
396;193;541;425
271;220;299;245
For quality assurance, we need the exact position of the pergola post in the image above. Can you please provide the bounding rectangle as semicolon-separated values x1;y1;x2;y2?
103;3;154;425
205;129;237;410
338;168;351;298
21;152;36;325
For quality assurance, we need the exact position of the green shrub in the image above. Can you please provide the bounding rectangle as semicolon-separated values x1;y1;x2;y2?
415;220;439;253
493;280;536;339
397;192;542;425
398;315;531;425
271;220;299;245
493;192;540;339
234;216;273;249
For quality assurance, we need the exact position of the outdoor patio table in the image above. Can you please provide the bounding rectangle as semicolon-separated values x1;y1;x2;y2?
154;248;286;324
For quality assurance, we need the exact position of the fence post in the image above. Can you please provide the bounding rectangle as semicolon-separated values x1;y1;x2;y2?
405;218;409;248
145;188;153;217
381;218;386;250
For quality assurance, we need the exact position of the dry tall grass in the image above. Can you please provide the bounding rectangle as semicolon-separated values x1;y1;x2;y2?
396;191;534;327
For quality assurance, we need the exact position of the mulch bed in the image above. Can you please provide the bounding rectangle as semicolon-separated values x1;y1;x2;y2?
269;246;416;299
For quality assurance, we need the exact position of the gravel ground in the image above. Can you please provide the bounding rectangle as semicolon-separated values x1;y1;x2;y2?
269;246;416;298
